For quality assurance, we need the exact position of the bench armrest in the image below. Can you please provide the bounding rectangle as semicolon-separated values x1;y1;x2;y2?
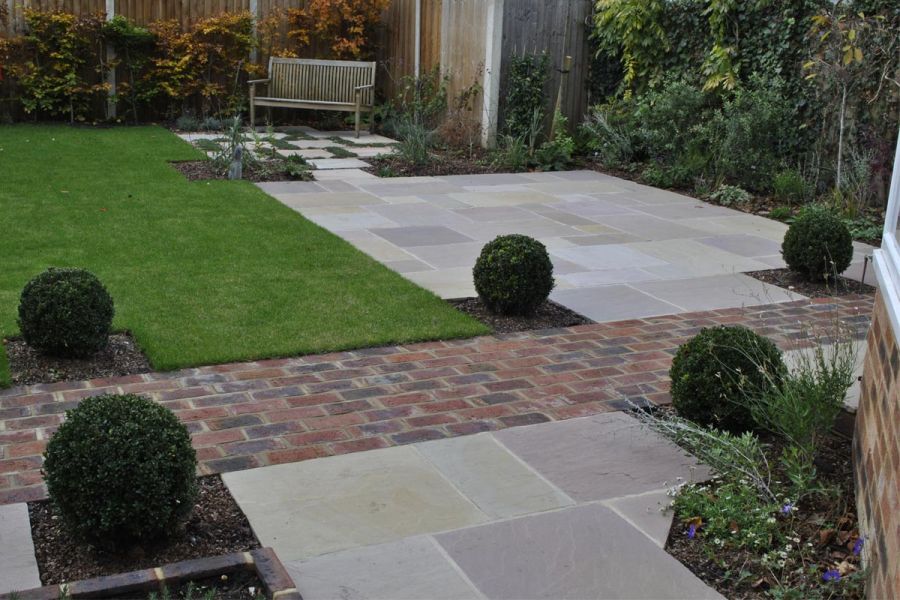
354;84;375;91
248;78;270;85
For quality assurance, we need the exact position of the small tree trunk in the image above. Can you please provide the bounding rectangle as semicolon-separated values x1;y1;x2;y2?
836;84;847;190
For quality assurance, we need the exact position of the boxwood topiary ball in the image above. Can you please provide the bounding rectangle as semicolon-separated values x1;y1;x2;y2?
669;325;784;432
43;394;198;549
17;267;114;358
473;234;555;316
781;205;853;281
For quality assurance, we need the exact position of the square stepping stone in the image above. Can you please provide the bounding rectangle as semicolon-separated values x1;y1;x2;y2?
494;413;710;501
435;503;723;599
0;503;41;594
256;181;325;195
223;445;488;561
416;434;574;519
551;285;681;322
371;226;473;247
603;489;675;548
286;536;480;600
308;158;371;170
312;169;378;181
278;148;332;159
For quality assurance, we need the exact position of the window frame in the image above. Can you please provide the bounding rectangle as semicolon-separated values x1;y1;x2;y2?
874;133;900;334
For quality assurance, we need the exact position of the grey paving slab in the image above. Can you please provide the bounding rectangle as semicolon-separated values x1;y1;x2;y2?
372;226;474;247
416;434;574;519
552;244;668;270
551;285;682;322
630;201;740;219
384;258;434;273
309;157;371;170
449;191;561;207
278;148;332;159
361;182;466;197
494;413;710;502
223;445;488;561
558;268;663;287
278;192;385;209
549;198;639;217
369;204;474;229
0;503;41;594
406;267;476;299
435;503;722;600
629;239;772;277
256;181;326;194
697;234;784;258
286;536;481;600
407;242;485;269
440;173;540;186
312;169;379;181
632;273;804;312
563;232;643;245
603;489;675;548
453;206;536;222
307;211;398;232
593;214;709;241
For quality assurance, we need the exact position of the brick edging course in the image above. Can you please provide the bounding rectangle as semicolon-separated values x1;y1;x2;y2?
0;294;874;505
0;547;300;600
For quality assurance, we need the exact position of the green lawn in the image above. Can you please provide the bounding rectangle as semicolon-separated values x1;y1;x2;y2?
0;125;488;384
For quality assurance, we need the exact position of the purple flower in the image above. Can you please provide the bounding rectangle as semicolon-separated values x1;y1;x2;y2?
687;523;697;539
822;569;841;582
853;537;865;556
781;502;794;515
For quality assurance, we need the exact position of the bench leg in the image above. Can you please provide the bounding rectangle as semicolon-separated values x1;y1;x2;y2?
250;100;255;128
355;108;361;138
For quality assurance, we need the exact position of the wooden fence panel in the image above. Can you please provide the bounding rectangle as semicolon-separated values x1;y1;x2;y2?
499;0;592;131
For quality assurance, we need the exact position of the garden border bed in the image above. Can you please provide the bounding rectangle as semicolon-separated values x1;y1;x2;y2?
1;547;299;600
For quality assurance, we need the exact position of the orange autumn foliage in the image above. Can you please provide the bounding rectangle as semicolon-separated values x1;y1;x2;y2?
288;0;391;60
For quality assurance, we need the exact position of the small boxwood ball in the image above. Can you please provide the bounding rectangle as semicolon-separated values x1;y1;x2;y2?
43;394;198;549
669;325;784;432
781;205;853;281
17;267;114;358
473;234;555;316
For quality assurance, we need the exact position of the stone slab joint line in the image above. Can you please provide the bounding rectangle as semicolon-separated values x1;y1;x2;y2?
486;433;577;507
426;534;490;600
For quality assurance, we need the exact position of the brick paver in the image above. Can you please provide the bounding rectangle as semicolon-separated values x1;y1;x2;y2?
0;294;873;504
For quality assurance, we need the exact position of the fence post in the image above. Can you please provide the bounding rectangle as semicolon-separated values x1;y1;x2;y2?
480;0;504;149
105;0;117;120
249;0;259;65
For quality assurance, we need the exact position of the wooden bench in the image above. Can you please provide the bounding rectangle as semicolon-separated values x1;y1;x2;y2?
249;57;376;137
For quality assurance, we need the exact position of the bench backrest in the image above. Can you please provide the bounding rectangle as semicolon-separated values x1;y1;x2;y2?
268;57;376;105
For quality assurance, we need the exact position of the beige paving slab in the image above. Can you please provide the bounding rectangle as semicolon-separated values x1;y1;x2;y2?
405;267;476;299
286;536;482;600
449;191;561;207
680;214;789;242
632;273;805;311
277;191;384;208
312;169;379;181
603;489;675;548
0;503;41;594
628;239;772;277
223;445;489;561
415;434;574;519
309;157;371;170
525;181;632;194
278;148;332;159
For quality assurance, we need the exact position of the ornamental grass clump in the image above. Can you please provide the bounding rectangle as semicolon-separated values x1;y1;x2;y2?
17;267;114;358
473;234;555;316
782;205;853;282
43;394;197;549
669;325;785;432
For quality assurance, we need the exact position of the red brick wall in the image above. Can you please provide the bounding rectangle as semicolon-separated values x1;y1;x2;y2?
855;292;900;599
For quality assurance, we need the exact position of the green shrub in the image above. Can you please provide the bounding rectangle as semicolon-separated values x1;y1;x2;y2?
772;169;809;203
709;184;752;206
43;394;197;548
579;106;633;168
394;115;433;166
781;205;854;281
669;326;785;432
502;52;550;140
642;163;694;189
17;268;114;358
632;78;708;163
473;235;555;316
492;135;530;172
175;114;201;131
534;110;574;171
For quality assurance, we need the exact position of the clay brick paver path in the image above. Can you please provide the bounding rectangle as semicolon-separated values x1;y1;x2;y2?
0;294;873;505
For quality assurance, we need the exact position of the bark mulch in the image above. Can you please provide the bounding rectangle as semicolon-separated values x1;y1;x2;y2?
170;160;313;183
4;333;152;387
366;150;523;178
747;268;875;299
30;475;261;586
449;298;592;334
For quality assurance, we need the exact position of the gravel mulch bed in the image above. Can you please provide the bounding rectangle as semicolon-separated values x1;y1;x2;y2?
170;160;313;183
666;429;864;599
746;268;875;298
4;333;151;387
30;475;261;585
449;298;592;333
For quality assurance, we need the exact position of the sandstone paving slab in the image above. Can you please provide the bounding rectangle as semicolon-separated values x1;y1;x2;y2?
552;244;669;271
312;169;379;181
550;285;682;322
406;242;486;270
591;214;708;241
449;191;561;207
454;218;581;242
632;273;804;312
563;232;643;245
371;225;474;247
283;139;338;149
350;147;395;158
630;201;739;219
435;503;723;600
628;239;772;277
223;445;489;561
256;181;326;195
0;503;41;594
360;182;466;197
679;214;789;242
278;148;332;159
369;203;474;229
494;413;710;502
308;157;371;170
384;258;434;273
286;536;482;600
557;268;664;288
843;259;879;287
344;237;415;262
415;434;574;519
453;206;536;222
697;233;785;258
405;267;476;299
526;181;632;195
307;211;398;232
440;173;543;186
603;489;675;548
277;192;384;209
